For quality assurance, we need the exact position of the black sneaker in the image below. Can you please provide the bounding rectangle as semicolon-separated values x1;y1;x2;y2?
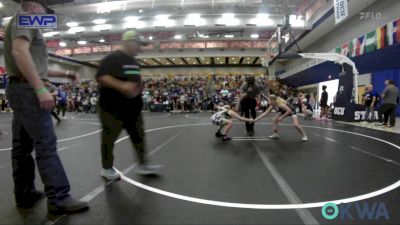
16;191;45;209
215;131;223;138
48;198;89;214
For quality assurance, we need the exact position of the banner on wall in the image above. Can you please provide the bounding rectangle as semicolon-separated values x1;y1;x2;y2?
333;0;348;24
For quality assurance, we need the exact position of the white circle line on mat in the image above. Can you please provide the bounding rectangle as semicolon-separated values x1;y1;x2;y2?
117;122;400;209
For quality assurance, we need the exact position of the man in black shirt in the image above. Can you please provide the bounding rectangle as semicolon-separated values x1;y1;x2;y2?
320;85;328;119
240;76;260;136
96;30;160;180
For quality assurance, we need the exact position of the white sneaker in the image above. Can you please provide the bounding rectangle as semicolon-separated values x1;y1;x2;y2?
100;168;121;180
302;135;308;142
63;116;67;120
134;164;162;175
268;133;279;139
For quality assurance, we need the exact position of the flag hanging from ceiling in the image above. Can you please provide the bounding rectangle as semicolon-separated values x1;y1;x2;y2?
376;25;387;49
335;47;342;54
356;35;366;56
341;42;349;56
348;38;358;57
331;17;399;56
365;30;377;53
387;19;400;45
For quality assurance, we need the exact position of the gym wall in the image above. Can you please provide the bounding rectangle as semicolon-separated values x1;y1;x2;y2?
305;0;400;53
284;0;400;80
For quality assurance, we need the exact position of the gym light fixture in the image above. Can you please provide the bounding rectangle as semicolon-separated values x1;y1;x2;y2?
184;13;206;26
67;27;85;34
199;34;210;38
96;1;127;14
93;19;106;24
124;16;139;22
66;22;78;27
250;13;273;26
154;15;175;27
217;13;239;26
93;24;112;31
59;41;67;47
43;31;60;37
123;20;145;29
77;40;87;45
289;15;305;27
251;34;259;39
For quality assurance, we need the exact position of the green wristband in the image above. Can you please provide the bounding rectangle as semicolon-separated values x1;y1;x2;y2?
36;87;48;95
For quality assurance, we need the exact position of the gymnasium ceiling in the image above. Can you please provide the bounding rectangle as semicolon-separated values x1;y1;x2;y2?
1;0;332;66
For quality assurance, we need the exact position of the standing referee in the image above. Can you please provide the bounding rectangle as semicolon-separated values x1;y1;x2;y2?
97;30;160;180
240;76;260;136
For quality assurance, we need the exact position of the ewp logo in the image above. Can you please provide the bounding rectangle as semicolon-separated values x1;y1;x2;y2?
322;202;390;221
17;14;57;29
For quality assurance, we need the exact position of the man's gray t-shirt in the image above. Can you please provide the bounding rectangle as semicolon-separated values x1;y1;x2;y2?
4;16;48;80
382;85;399;105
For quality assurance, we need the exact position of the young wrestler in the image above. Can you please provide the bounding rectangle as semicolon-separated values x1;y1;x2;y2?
211;104;254;141
254;94;308;142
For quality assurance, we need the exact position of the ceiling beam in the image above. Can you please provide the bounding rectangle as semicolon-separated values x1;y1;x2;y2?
166;58;175;65
239;57;244;64
181;57;189;65
252;57;259;65
137;59;150;66
195;57;202;65
152;58;163;65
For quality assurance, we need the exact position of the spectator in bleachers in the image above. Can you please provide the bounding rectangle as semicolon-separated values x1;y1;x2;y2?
56;85;68;119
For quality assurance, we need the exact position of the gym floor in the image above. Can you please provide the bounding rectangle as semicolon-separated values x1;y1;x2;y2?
0;112;399;225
